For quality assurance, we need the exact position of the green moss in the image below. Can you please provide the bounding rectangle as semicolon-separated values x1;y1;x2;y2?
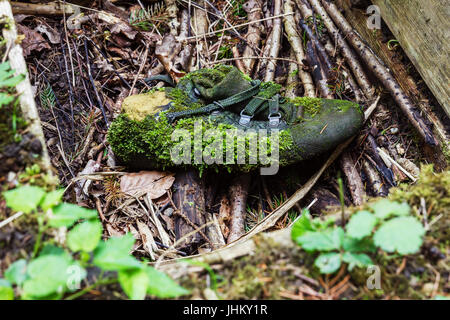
165;87;203;112
389;164;449;220
258;81;282;99
107;112;294;174
289;97;323;118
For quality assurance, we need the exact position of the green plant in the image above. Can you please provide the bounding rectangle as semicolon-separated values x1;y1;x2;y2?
0;61;24;109
291;199;426;274
129;3;168;31
39;83;56;109
0;185;189;300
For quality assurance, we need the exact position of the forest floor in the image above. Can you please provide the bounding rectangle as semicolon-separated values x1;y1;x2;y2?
0;0;449;300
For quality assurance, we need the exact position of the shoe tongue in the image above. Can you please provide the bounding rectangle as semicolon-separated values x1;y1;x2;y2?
194;67;252;101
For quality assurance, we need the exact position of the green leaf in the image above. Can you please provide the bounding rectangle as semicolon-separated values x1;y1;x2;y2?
370;199;410;219
342;236;376;253
3;185;45;213
342;252;372;271
49;203;97;228
296;227;344;252
40;189;65;211
22;255;83;298
0;92;15;108
291;210;315;240
146;266;190;298
374;216;425;254
314;253;342;274
93;234;142;271
346;210;377;240
5;259;27;286
67;220;103;252
118;269;148;300
0;279;14;300
0;62;25;88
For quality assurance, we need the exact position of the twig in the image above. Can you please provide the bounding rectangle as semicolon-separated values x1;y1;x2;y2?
0;211;24;229
264;0;282;82
241;0;263;75
376;148;417;182
307;0;374;99
179;12;294;41
83;39;109;126
283;0;315;97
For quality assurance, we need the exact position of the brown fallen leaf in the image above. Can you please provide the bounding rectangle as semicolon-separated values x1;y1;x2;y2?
155;34;186;83
120;171;175;199
17;24;50;56
35;23;61;44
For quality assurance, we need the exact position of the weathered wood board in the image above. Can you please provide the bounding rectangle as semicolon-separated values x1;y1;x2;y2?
371;0;450;118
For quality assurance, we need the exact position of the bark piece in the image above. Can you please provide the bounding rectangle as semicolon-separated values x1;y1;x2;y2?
227;174;251;243
172;170;207;250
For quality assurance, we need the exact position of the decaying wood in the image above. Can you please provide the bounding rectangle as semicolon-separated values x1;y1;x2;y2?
164;0;179;35
241;0;263;75
0;0;55;180
306;188;341;214
371;0;450;118
339;152;365;205
172;170;207;251
283;0;315;97
362;159;388;197
300;19;334;98
321;0;438;146
285;50;300;99
264;0;282;82
11;1;75;15
307;0;374;99
227;174;251;243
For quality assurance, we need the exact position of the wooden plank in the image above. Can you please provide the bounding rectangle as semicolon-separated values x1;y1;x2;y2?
371;0;450;118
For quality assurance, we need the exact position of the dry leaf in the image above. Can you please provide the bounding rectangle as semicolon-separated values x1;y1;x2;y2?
120;171;175;198
18;24;50;56
155;34;185;83
35;24;61;44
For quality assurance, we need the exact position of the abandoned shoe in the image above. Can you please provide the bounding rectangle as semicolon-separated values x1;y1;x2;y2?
108;65;364;173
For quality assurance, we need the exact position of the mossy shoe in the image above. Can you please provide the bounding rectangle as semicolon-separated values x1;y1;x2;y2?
108;65;364;173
